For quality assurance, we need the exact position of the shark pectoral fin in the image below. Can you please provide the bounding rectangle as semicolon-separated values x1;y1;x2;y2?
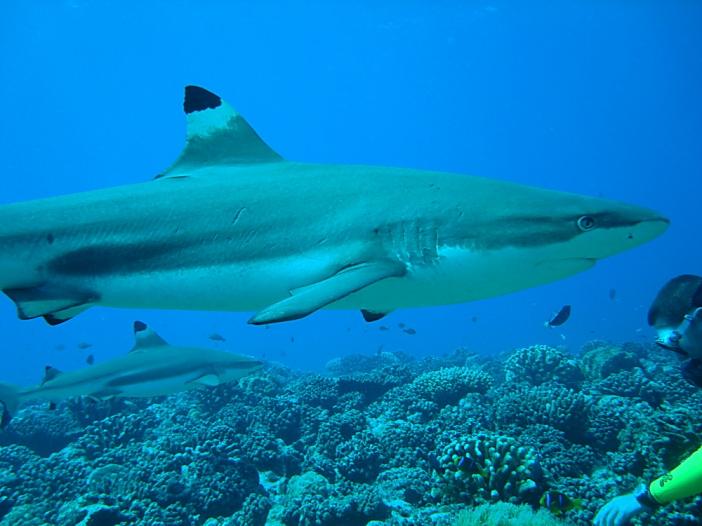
89;389;121;401
158;86;283;178
3;285;96;325
249;260;406;325
189;374;221;387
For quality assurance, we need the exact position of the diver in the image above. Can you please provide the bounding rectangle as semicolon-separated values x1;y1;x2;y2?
594;274;702;526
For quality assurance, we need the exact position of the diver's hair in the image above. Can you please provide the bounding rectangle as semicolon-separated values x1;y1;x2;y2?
0;382;20;428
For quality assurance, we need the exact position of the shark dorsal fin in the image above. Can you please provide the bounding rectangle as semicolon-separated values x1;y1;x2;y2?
42;365;63;384
158;85;283;178
131;320;168;351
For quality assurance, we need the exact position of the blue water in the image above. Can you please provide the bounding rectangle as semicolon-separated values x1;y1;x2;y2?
0;1;700;384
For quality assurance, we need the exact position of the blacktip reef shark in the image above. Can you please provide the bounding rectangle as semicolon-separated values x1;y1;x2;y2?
0;86;668;325
0;321;263;426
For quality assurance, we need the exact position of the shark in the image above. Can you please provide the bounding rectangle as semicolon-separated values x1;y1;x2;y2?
0;321;263;426
0;86;668;325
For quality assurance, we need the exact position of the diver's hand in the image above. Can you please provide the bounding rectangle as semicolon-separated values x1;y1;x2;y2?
594;494;645;526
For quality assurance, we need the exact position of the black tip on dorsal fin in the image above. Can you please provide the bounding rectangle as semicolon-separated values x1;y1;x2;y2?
184;85;222;114
131;321;168;351
42;365;63;384
158;85;283;179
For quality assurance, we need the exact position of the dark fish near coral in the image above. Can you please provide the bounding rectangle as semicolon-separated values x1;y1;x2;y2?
77;342;92;350
545;305;571;328
208;333;226;342
471;315;478;323
290;336;295;343
403;327;417;335
378;325;390;331
608;288;617;301
85;354;94;365
540;491;582;515
398;322;406;329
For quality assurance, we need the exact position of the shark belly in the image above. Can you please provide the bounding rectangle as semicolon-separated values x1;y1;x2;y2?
77;243;371;312
113;371;206;398
332;244;596;311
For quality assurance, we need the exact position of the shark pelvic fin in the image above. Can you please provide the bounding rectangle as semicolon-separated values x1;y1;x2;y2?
158;85;283;178
360;309;390;322
249;260;406;325
189;374;221;387
131;321;169;351
3;285;96;325
90;389;121;401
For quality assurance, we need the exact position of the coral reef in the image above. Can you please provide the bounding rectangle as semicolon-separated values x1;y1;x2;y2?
505;344;583;387
0;341;699;526
455;501;570;526
435;432;542;505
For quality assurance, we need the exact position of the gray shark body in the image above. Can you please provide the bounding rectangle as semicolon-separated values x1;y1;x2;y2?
0;322;262;423
0;86;668;325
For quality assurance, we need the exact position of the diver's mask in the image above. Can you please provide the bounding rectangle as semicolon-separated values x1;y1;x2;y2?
655;307;702;388
655;307;702;358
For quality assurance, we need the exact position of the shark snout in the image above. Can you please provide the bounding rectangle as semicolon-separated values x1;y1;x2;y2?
623;205;669;244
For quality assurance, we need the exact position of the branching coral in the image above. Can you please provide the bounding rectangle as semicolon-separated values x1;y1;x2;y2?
435;433;542;505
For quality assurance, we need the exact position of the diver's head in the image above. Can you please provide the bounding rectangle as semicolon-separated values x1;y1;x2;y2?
649;275;702;359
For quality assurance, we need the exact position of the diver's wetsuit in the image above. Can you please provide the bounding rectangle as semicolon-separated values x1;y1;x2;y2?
648;445;702;505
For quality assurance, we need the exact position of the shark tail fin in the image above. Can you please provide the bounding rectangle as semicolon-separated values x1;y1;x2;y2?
158;85;283;178
0;382;21;428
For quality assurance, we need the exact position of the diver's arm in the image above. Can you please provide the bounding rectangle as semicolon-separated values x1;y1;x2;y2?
648;445;702;505
595;447;702;526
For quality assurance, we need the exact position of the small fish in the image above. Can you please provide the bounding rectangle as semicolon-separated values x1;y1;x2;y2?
471;316;478;323
77;342;92;350
54;344;65;352
539;491;582;515
608;288;617;301
379;325;390;331
85;354;94;365
545;305;571;328
208;333;226;342
290;336;295;344
398;322;406;329
403;327;417;335
456;455;487;478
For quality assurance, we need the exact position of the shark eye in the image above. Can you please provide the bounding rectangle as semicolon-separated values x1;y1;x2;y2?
577;215;596;231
